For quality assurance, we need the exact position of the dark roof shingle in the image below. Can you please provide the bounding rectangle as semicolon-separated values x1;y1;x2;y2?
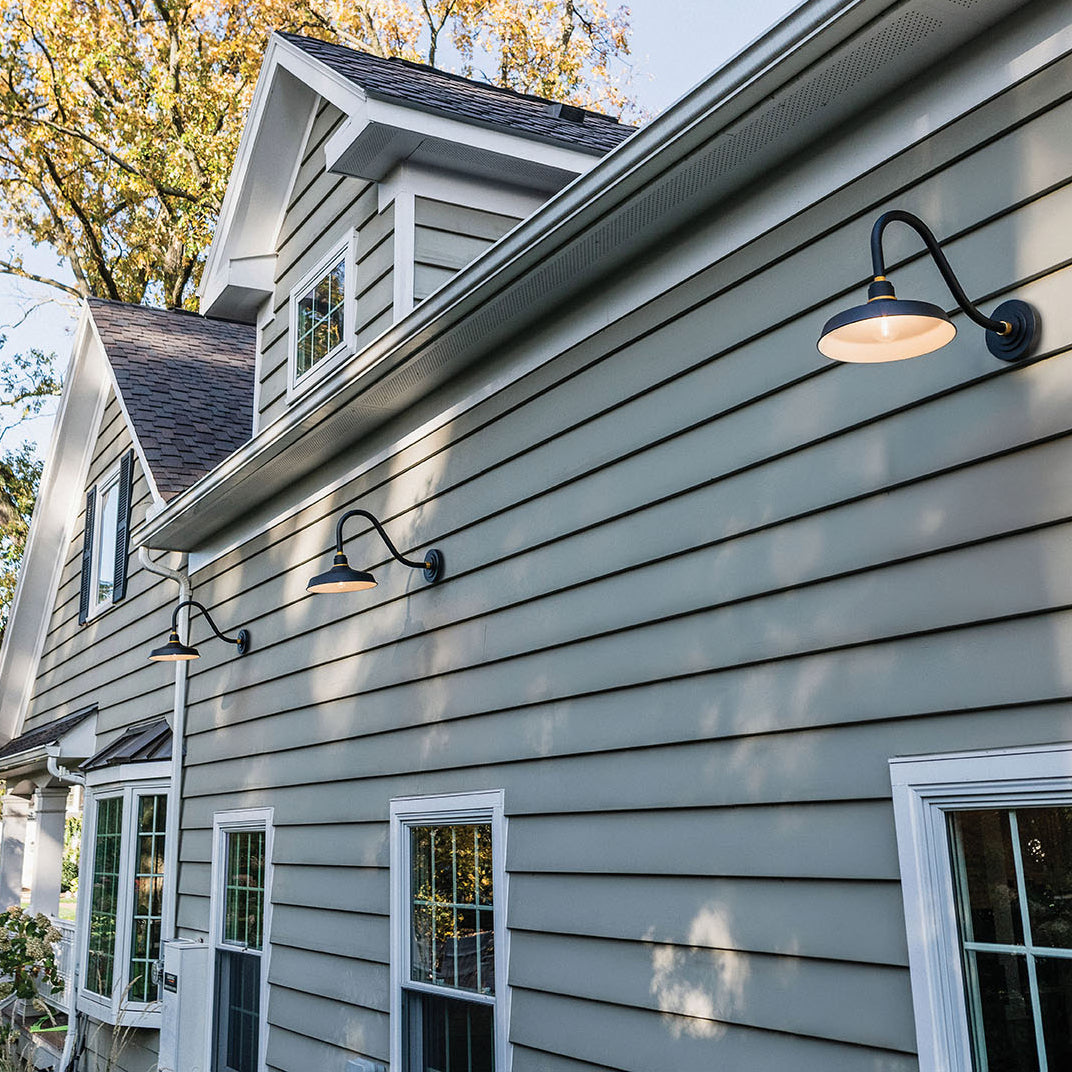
88;299;256;501
280;33;635;155
0;705;96;760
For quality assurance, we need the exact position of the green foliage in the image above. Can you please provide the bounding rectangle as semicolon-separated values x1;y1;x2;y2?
0;906;63;1004
0;441;42;645
61;814;80;896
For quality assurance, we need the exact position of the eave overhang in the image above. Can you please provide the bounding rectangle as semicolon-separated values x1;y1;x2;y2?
147;0;1044;551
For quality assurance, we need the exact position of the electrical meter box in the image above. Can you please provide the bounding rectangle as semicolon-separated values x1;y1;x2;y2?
158;938;211;1072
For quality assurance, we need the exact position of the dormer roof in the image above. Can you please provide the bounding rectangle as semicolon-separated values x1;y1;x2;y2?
278;33;634;155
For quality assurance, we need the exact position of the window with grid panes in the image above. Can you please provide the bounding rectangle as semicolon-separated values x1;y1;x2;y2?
82;787;167;1013
404;823;495;1072
949;807;1072;1071
214;829;266;1072
85;796;124;996
291;246;347;386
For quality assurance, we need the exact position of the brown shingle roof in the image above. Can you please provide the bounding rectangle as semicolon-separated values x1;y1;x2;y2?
89;299;256;501
280;33;636;155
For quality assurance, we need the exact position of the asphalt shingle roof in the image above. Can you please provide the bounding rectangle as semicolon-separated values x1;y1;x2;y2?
88;299;256;501
280;33;636;155
0;705;96;760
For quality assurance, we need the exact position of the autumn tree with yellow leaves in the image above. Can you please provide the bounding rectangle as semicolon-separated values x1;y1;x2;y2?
0;0;634;310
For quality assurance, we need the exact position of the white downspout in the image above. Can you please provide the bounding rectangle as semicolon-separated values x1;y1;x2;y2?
137;547;190;946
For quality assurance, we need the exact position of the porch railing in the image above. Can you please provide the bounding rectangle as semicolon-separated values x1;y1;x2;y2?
44;916;75;1009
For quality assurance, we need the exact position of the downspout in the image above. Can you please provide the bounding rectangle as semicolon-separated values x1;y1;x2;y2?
137;547;190;947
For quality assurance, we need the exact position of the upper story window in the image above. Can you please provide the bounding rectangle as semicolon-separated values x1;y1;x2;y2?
288;235;354;398
78;448;135;624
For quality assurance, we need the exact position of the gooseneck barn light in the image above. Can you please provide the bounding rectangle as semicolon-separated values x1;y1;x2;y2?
149;600;251;662
307;509;444;594
818;209;1040;363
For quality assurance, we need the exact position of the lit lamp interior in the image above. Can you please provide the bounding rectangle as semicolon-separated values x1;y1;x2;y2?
818;295;957;363
306;553;377;594
148;631;200;661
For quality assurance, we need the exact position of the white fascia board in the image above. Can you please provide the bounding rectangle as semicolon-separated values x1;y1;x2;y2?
199;33;366;315
0;308;109;744
323;96;603;181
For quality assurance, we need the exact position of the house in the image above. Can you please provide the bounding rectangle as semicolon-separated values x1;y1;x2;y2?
1;0;1071;1069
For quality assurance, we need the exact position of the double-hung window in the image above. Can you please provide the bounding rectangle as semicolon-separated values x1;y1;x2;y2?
288;235;354;398
390;791;508;1072
210;809;273;1072
891;744;1072;1071
78;780;168;1026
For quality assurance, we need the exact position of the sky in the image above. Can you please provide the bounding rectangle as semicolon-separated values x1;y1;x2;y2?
0;0;802;456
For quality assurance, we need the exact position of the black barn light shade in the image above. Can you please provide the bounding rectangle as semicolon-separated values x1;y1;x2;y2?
149;600;250;662
818;210;1039;363
307;509;443;594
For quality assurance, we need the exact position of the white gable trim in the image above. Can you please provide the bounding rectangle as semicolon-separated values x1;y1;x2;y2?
198;34;367;320
0;308;108;743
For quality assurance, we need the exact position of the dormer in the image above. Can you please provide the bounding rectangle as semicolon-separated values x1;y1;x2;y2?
199;32;634;433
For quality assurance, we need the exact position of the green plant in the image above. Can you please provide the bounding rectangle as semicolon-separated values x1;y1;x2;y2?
0;906;63;1006
61;814;80;895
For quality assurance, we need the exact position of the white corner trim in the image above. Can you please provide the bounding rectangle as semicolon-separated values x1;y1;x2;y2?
391;190;416;322
890;743;1072;1072
389;789;510;1072
0;308;108;744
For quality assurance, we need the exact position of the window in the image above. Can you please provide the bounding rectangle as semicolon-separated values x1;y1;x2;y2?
890;744;1072;1072
210;809;273;1072
78;449;134;623
79;782;168;1025
390;791;508;1072
288;236;354;397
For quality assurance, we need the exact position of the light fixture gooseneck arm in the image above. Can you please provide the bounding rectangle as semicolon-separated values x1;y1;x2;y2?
170;600;246;649
869;210;1007;334
335;509;433;571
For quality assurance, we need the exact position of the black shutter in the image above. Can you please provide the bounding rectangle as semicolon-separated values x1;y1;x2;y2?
78;485;97;625
112;449;135;603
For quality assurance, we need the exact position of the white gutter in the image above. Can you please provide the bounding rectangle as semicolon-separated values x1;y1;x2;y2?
137;548;190;944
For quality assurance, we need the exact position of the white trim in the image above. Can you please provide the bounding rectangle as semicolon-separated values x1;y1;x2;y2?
286;231;357;404
391;190;415;322
0;309;109;743
207;807;275;1072
890;743;1072;1072
389;789;510;1072
76;779;170;1028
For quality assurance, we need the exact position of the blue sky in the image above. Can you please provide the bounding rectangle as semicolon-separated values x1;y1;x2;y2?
0;0;801;455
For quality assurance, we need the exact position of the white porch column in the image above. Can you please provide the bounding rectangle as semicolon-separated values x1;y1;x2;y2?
0;794;31;910
30;786;69;918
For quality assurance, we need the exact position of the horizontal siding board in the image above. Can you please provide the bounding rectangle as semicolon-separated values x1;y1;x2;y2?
267;985;388;1064
509;990;917;1071
267;945;387;1009
508;873;909;965
414;196;518;241
267;1023;384;1072
271;906;387;962
508;931;914;1051
414;224;495;271
271;864;387;915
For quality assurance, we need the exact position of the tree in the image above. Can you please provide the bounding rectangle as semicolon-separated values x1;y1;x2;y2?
0;0;633;310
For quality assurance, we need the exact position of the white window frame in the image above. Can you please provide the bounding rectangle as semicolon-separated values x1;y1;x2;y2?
890;742;1072;1072
75;770;172;1027
206;807;275;1072
286;232;356;402
87;463;121;620
390;789;510;1072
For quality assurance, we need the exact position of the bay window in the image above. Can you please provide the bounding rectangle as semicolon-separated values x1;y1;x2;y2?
79;780;168;1026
